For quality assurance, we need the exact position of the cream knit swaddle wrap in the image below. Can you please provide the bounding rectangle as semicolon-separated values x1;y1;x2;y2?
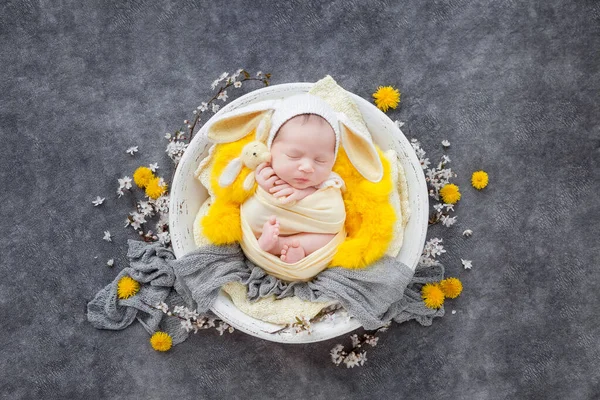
240;185;346;282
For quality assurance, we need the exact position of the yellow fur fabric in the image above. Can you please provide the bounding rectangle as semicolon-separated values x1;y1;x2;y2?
330;147;396;269
201;134;256;244
201;134;396;269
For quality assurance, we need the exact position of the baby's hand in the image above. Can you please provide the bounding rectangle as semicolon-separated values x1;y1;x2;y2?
255;162;279;191
270;180;317;204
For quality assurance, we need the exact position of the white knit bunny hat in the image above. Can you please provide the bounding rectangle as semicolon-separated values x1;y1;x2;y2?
206;75;383;183
266;93;341;158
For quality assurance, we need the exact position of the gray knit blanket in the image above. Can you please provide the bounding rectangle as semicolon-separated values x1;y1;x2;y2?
87;240;444;345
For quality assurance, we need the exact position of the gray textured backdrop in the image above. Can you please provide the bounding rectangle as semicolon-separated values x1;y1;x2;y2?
1;0;599;399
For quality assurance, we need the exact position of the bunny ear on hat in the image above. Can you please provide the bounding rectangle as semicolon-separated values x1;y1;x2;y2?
310;75;384;183
337;113;384;183
207;99;277;143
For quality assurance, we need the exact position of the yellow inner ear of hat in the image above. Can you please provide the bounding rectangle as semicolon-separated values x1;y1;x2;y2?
202;133;395;269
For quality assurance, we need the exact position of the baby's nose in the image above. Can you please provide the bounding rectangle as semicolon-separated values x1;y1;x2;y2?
298;160;314;173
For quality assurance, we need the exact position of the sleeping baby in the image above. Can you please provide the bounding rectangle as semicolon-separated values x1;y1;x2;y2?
250;113;345;263
206;90;383;282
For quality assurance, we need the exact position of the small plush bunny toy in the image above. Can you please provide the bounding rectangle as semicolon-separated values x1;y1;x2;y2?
219;141;272;191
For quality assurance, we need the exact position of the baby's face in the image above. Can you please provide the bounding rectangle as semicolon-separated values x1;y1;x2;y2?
270;115;336;189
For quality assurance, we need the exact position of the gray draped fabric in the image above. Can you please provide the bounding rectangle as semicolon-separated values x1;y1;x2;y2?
87;240;444;343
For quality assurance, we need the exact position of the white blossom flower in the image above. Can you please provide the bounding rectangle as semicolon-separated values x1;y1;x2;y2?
219;72;229;81
463;229;473;237
210;79;220;90
216;321;232;335
414;148;426;158
350;334;360;347
182;307;199;320
420;157;431;169
103;231;112;242
138;201;154;217
129;211;146;230
442;140;451;147
107;259;114;267
92;196;105;206
166;141;188;163
118;176;132;190
433;203;444;212
156;302;169;313
441;155;451;164
256;71;262;77
378;321;391;332
181;319;193;332
205;318;216;328
211;103;220;113
344;351;366;368
164;132;172;139
149;163;159;172
126;146;138;155
452;310;457;315
462;259;473;270
330;344;345;366
173;305;185;315
234;81;242;88
363;334;379;347
444;203;455;212
394;120;405;128
152;196;170;215
157;231;170;245
422;238;446;259
441;215;457;227
198;102;208;112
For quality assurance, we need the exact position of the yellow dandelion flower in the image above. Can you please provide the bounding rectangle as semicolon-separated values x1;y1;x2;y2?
117;276;140;299
471;170;489;190
422;283;445;309
150;331;172;352
145;177;167;199
373;86;400;112
440;277;463;299
440;183;461;204
133;166;155;188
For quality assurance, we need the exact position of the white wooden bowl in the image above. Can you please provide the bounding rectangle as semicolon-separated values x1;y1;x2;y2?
169;83;428;343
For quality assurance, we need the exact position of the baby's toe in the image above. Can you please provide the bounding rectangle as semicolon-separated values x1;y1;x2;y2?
280;254;286;261
292;240;300;248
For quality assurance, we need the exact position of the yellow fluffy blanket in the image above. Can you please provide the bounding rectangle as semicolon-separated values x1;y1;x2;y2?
201;131;396;270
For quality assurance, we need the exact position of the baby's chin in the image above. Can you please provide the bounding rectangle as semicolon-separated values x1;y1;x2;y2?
287;178;319;189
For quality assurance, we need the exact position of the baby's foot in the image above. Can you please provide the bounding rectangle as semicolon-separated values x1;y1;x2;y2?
280;240;306;263
258;216;279;252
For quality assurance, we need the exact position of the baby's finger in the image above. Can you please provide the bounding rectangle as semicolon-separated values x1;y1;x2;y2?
265;176;278;187
272;187;294;198
269;183;291;193
259;167;274;179
255;162;268;174
275;179;285;185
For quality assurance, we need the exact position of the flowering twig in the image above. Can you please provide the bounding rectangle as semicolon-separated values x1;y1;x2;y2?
142;300;234;335
330;322;391;368
165;69;271;166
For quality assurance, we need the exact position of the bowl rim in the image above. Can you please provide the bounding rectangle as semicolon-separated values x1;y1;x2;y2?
169;81;429;343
